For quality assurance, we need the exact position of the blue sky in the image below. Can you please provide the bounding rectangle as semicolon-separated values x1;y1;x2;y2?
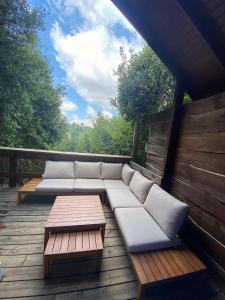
29;0;145;126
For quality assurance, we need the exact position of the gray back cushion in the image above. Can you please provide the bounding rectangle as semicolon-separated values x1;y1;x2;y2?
121;164;135;185
129;171;154;203
43;161;74;179
74;161;101;178
144;184;189;239
101;163;123;179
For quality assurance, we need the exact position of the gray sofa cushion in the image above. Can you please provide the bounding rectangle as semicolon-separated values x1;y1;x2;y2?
129;171;154;203
144;184;189;239
42;161;74;179
115;207;180;253
107;189;142;211
36;179;74;192
101;163;123;179
74;179;105;192
121;164;135;185
74;161;101;179
103;179;128;189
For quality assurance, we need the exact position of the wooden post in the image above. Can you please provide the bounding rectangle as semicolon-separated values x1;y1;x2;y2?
9;156;17;187
161;82;184;191
131;114;140;161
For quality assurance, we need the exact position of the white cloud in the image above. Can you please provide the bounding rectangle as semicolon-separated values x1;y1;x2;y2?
60;96;78;115
87;105;97;119
71;114;94;127
51;23;144;108
49;0;145;111
48;0;136;32
102;110;113;119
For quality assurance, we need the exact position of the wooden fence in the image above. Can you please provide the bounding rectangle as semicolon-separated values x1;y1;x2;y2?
145;108;172;180
147;92;225;270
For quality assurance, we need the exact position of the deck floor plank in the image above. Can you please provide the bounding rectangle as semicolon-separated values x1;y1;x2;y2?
0;188;224;300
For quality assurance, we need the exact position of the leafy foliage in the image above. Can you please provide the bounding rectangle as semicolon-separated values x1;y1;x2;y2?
112;46;175;164
54;115;133;156
112;46;175;119
0;0;66;149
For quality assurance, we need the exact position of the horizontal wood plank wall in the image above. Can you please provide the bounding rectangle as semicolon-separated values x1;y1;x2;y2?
145;108;172;181
170;92;225;270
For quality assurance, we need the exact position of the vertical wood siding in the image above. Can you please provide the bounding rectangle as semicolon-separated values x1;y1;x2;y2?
146;92;225;269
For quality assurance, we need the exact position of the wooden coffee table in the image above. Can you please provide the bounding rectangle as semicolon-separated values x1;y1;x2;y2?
43;195;106;277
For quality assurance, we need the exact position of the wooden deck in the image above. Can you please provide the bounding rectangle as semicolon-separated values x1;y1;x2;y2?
0;187;225;300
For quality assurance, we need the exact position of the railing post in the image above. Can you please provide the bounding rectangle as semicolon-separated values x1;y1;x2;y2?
9;156;17;187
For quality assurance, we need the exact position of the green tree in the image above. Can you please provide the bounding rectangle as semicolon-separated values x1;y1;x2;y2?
112;46;175;163
54;115;133;156
0;0;66;149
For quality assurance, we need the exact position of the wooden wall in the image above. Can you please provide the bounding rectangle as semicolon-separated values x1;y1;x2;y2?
145;108;172;181
147;92;225;269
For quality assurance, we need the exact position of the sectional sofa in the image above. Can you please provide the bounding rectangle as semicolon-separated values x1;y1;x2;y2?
36;160;189;253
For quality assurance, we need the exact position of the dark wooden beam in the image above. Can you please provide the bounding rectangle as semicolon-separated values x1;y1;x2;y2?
178;0;225;71
0;147;131;163
111;0;194;89
161;82;184;191
131;114;140;161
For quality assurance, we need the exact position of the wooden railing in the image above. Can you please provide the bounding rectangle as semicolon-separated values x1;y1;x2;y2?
0;146;131;187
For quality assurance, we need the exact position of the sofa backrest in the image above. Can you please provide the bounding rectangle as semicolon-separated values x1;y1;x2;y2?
74;161;101;179
121;164;135;185
129;171;154;203
144;184;189;239
43;161;75;179
101;163;123;179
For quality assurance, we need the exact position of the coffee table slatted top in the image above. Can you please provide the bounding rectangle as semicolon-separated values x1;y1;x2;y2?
45;195;106;231
44;230;103;257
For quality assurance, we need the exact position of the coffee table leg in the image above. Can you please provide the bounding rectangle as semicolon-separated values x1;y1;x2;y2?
17;192;22;204
44;228;49;249
96;250;103;272
44;256;49;278
101;225;105;243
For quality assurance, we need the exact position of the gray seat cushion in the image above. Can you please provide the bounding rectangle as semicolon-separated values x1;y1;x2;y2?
144;184;189;240
74;161;101;179
115;207;180;253
129;171;154;203
104;179;128;189
121;164;135;185
43;161;75;179
101;163;123;179
36;179;74;192
107;189;142;211
74;179;105;192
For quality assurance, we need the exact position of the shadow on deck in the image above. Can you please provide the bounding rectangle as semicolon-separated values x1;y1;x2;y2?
0;187;224;300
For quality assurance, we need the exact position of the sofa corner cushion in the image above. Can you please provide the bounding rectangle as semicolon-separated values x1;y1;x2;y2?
74;179;105;192
115;207;180;253
129;171;154;203
144;184;189;239
101;163;123;179
107;188;142;211
74;161;101;179
36;179;74;192
103;179;128;189
121;164;135;185
42;161;74;179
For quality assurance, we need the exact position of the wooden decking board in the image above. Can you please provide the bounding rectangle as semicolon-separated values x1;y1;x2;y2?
0;188;224;300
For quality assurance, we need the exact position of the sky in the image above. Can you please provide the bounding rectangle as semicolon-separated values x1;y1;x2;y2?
29;0;145;127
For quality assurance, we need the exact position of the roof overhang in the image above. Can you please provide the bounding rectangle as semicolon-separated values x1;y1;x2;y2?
112;0;225;99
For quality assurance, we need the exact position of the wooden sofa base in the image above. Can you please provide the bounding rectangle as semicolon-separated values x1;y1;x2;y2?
129;246;207;299
18;179;207;299
17;178;106;204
